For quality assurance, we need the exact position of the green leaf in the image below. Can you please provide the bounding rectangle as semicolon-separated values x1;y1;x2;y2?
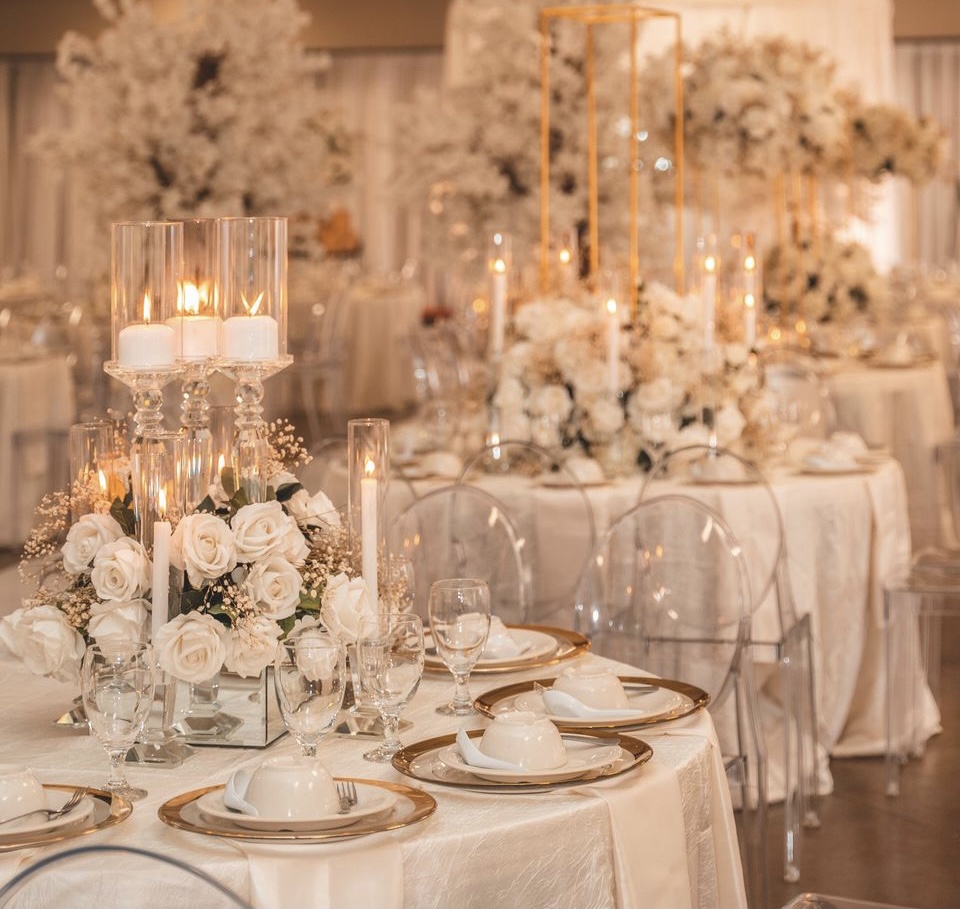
229;488;249;512
275;482;303;504
221;466;236;497
195;495;216;513
109;499;137;537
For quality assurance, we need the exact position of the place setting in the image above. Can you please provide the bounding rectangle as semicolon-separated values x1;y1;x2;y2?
159;628;437;845
473;664;710;732
792;432;883;476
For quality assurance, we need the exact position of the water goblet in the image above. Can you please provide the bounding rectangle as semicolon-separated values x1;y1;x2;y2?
356;613;425;762
80;642;156;801
274;633;346;758
428;578;491;716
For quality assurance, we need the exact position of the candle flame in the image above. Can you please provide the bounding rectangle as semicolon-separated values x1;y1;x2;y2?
178;280;201;315
143;292;152;322
218;453;226;474
744;293;756;310
364;457;376;478
606;297;618;316
744;254;757;272
559;248;572;265
158;487;167;518
98;469;108;494
241;291;264;316
703;255;717;274
492;258;506;275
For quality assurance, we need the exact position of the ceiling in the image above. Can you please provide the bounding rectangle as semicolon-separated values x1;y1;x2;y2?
0;0;957;56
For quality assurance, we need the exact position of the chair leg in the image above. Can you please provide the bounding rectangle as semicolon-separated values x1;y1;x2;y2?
800;619;821;828
781;640;801;883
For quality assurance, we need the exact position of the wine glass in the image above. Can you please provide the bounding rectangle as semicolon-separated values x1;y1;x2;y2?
80;642;156;801
356;613;424;762
274;632;346;758
428;578;491;716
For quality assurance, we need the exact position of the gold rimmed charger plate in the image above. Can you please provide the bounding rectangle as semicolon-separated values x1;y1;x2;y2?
391;729;652;793
474;676;709;731
424;624;591;675
158;777;436;844
0;784;132;853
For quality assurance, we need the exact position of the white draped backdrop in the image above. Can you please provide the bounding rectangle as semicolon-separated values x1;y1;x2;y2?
1;7;959;292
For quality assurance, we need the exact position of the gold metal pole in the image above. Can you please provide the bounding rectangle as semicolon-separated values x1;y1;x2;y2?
586;22;599;280
628;14;640;317
673;14;684;294
539;15;552;295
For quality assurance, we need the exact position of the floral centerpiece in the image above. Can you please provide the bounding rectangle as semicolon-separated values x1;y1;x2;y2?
0;420;386;686
492;281;764;470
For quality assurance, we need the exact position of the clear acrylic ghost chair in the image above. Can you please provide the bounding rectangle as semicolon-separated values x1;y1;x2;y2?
574;494;768;907
0;844;252;909
456;440;597;626
390;484;532;624
883;437;960;796
640;444;821;883
297;287;351;443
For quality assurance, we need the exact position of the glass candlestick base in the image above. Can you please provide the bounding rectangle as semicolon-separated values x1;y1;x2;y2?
103;361;182;440
218;356;293;504
179;361;216;512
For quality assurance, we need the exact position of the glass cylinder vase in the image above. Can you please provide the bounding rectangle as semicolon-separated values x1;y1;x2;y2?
347;418;391;610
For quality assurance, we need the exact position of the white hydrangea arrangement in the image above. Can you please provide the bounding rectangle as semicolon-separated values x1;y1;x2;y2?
0;421;388;686
844;101;945;185
763;231;891;326
31;0;354;282
492;281;763;469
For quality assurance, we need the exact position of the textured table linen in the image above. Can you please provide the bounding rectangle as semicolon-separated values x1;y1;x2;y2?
424;459;939;794
0;651;745;909
824;358;955;550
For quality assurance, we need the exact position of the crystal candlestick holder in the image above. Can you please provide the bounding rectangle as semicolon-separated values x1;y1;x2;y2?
103;363;182;441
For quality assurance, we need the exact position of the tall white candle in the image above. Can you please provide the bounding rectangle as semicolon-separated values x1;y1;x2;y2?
606;296;620;395
151;499;171;645
360;458;379;608
702;254;717;350
488;259;507;359
744;294;757;349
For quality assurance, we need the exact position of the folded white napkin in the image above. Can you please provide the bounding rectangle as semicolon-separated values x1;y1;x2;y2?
578;759;692;909
238;834;404;909
455;727;523;770
541;688;642;719
802;441;859;470
828;431;868;457
482;616;527;659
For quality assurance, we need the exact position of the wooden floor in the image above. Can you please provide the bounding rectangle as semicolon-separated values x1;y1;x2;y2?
767;631;960;908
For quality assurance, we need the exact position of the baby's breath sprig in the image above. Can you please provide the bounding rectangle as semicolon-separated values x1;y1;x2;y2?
198;574;258;627
265;418;312;476
300;525;357;603
24;582;98;636
19;489;71;580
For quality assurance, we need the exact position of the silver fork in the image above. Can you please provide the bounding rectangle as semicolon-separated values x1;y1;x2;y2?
335;781;358;814
0;787;88;827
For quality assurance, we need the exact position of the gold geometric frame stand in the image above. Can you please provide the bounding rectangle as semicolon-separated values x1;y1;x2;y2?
539;4;685;312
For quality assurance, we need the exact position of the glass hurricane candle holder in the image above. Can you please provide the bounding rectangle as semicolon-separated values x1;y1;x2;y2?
216;216;292;503
104;221;184;439
347;418;390;610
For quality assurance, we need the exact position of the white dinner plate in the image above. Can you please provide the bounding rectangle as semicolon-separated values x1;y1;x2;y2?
510;682;687;726
436;737;621;784
196;784;397;832
799;462;872;476
0;791;95;838
538;473;609;488
425;628;559;668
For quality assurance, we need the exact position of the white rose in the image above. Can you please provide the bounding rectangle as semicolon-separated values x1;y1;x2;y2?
224;616;282;678
91;538;151;602
154;612;228;683
171;513;238;588
245;555;303;621
0;605;85;683
319;572;374;643
232;501;309;565
271;471;299;491
61;513;125;575
87;598;149;647
286;488;339;530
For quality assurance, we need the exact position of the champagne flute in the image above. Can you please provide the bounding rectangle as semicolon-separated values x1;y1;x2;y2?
274;633;345;758
357;613;424;762
80;642;156;801
428;578;491;716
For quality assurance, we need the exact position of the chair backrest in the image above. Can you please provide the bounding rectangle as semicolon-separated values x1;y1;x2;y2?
640;444;786;623
457;440;598;624
0;844;252;909
299;434;349;508
574;494;752;707
389;484;532;624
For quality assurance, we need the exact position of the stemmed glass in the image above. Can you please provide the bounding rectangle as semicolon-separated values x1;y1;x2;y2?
356;613;424;762
274;633;346;758
80;642;156;801
428;578;491;716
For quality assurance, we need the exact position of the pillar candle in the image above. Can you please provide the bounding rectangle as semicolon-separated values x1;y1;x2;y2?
360;459;379;608
222;314;279;361
167;314;222;361
151;516;171;645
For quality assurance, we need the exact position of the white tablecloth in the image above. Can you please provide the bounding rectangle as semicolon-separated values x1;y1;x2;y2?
0;355;74;546
405;459;940;794
0;650;745;909
824;358;955;550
